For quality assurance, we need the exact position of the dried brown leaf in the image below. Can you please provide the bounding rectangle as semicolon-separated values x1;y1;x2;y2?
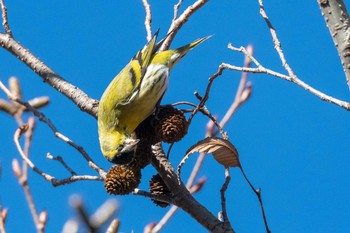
177;137;239;180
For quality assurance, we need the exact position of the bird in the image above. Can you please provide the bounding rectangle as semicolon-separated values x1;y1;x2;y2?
98;31;210;164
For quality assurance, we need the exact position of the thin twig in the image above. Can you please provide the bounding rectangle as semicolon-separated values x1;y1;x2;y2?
133;189;175;205
219;168;231;225
51;175;103;187
142;0;152;41
14;126;55;182
0;0;12;37
47;153;77;176
188;64;227;124
12;159;46;233
222;56;350;110
173;0;183;22
239;166;270;233
246;0;350;110
22;116;35;180
0;78;49;127
213;45;253;135
13;125;103;186
258;0;295;78
161;0;209;51
0;81;106;175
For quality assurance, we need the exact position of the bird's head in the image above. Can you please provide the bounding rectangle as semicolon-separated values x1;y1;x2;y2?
100;132;139;164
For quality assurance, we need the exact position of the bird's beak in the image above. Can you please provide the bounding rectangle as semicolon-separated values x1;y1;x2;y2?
120;138;139;154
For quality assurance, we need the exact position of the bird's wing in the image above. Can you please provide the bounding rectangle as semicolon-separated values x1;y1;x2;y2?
110;32;160;107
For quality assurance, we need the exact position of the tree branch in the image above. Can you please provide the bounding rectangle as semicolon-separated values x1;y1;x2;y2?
255;0;350;110
0;0;12;37
161;0;208;51
0;33;99;117
318;0;350;90
226;46;350;110
142;0;152;41
12;159;47;233
151;143;233;233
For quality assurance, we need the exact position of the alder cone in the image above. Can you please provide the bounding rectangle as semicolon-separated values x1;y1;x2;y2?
104;164;141;195
149;174;172;208
156;105;188;143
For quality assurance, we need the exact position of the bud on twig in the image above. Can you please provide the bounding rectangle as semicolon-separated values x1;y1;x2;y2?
8;77;22;99
12;159;22;178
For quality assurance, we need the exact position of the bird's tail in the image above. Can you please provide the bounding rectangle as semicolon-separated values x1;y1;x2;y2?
187;35;212;50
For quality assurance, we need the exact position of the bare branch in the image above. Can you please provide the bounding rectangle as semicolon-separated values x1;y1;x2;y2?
150;143;232;233
0;0;12;37
142;0;152;41
13;123;103;186
222;51;350;110
149;177;207;233
188;65;226;123
213;45;253;135
51;175;103;187
161;0;208;51
239;165;271;233
0;77;50;120
47;153;77;176
259;0;295;78
22;116;35;180
219;168;231;225
133;189;175;205
13;126;55;182
173;0;183;22
12;159;46;233
318;0;350;90
0;34;99;117
0;80;105;175
244;1;350;110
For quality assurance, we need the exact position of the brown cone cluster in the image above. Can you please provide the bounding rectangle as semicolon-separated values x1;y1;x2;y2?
155;105;188;143
149;174;172;208
105;105;188;195
104;163;141;195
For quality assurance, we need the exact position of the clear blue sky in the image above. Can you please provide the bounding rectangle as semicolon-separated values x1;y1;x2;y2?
1;1;350;232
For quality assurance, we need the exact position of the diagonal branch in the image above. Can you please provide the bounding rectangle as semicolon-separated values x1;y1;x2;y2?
151;143;233;233
0;33;99;117
161;0;208;51
318;0;350;90
0;0;12;37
